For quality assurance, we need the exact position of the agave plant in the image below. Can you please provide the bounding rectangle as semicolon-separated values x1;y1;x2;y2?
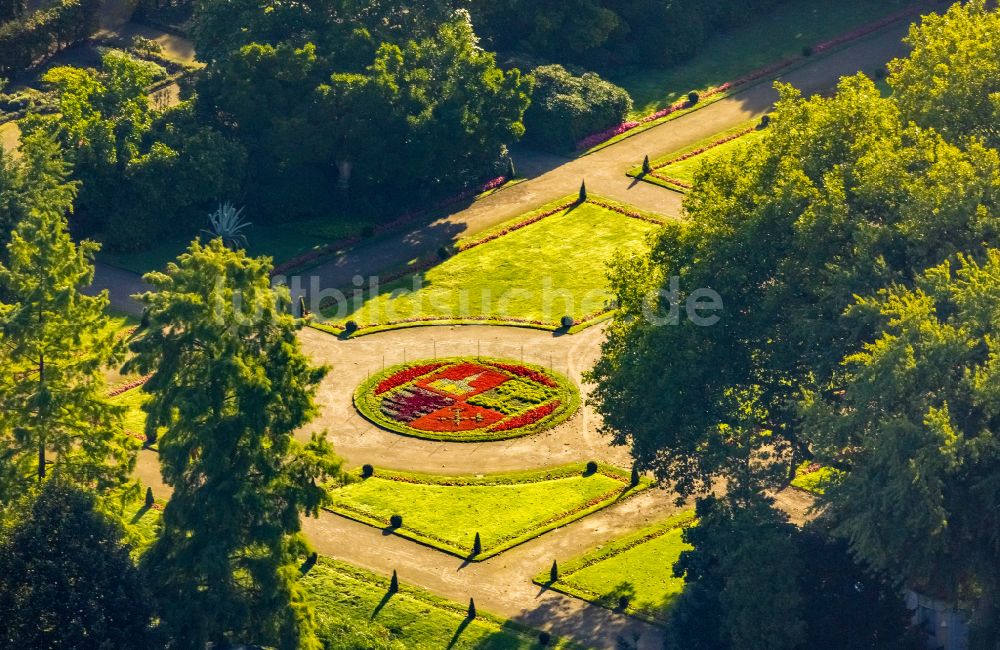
204;202;251;249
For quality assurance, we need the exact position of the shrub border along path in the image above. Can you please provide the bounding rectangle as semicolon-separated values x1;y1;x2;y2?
353;356;581;442
309;194;667;339
626;120;764;192
326;463;653;561
534;511;695;626
577;4;925;154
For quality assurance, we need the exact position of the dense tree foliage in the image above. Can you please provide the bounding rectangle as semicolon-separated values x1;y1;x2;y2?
802;252;1000;643
0;0;99;77
590;2;1000;643
126;238;343;649
471;0;785;66
0;134;135;502
21;50;245;251
0;480;156;649
194;4;529;218
523;64;632;151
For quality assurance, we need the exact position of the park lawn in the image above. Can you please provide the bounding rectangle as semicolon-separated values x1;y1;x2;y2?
320;198;663;333
630;122;766;192
99;216;378;275
610;0;915;118
303;558;578;650
110;386;150;435
538;511;695;625
327;463;651;560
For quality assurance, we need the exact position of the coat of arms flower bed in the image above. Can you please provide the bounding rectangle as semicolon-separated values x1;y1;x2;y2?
354;357;580;442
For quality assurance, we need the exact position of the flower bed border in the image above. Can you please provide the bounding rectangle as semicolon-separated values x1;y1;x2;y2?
326;462;653;561
311;195;666;338
353;357;581;442
534;510;695;625
576;6;923;154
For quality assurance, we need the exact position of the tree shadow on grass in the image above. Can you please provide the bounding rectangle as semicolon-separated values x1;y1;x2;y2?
445;617;472;649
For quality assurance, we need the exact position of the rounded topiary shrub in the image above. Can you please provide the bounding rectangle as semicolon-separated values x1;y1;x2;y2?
361;464;374;478
687;91;700;105
344;320;358;335
437;245;452;260
618;595;630;610
538;631;552;646
389;514;403;528
759;114;771;129
585;460;599;475
560;315;574;329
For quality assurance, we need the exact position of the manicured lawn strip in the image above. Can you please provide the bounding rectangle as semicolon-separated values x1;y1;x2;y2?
627;121;766;192
327;463;652;561
353;357;580;442
612;0;919;119
303;558;579;649
315;196;664;336
536;512;695;625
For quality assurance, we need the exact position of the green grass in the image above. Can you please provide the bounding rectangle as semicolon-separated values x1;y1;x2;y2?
791;462;841;495
609;0;916;119
628;122;766;192
99;216;377;275
537;512;695;625
327;463;652;560
303;558;579;649
317;197;664;333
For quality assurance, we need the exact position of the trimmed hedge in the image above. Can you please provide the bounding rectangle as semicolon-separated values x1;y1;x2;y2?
0;0;99;77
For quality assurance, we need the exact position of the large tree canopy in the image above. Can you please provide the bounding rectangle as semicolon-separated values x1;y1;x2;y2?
126;238;343;649
194;3;529;217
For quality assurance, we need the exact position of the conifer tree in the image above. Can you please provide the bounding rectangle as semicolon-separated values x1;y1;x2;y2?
126;238;343;650
0;135;132;503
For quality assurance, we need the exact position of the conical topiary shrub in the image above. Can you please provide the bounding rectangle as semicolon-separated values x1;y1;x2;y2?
389;569;399;593
467;598;477;619
472;532;482;556
550;560;559;583
506;156;516;180
144;486;154;507
631;465;640;486
642;155;651;175
578;180;587;203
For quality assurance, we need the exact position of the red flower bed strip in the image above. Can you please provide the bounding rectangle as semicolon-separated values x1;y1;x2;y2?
487;362;559;387
575;7;920;151
488;400;560;432
649;126;756;172
375;363;446;395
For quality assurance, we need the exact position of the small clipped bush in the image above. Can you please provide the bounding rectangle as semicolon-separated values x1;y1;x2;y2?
758;114;771;129
687;91;700;105
642;154;651;175
467;598;477;619
630;465;640;486
472;532;482;556
585;460;599;475
389;569;399;593
618;595;630;610
361;464;374;479
344;320;359;335
506;156;516;180
437;245;452;261
538;631;552;646
550;560;559;583
578;180;587;203
144;486;154;508
389;514;403;528
802;46;813;57
560;315;574;329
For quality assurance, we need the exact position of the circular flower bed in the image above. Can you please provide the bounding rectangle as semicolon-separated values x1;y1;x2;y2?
354;357;580;442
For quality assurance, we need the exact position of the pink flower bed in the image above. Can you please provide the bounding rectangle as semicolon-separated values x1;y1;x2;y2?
574;8;921;151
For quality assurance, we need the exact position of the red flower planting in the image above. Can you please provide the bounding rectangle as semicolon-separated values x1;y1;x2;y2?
363;359;572;437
